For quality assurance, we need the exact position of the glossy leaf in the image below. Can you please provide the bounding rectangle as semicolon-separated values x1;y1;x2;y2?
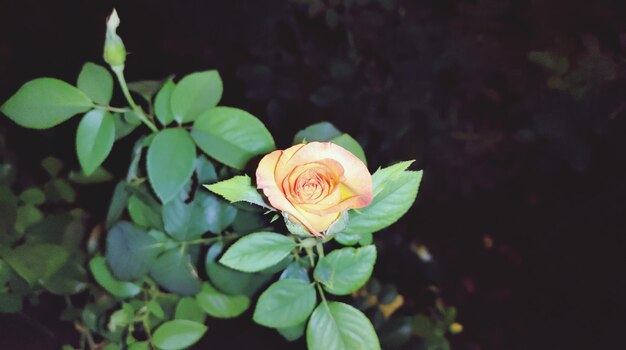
175;297;206;323
314;245;376;295
171;70;222;123
163;191;236;241
3;244;69;285
195;282;250;318
204;242;272;296
149;249;202;296
76;109;115;175
146;128;196;203
69;167;114;184
219;232;295;273
89;257;141;298
106;221;160;281
277;322;306;342
195;155;218;183
77;62;113;104
204;175;271;210
293;122;366;164
343;171;422;236
253;279;316;328
307;301;380;350
154;79;175;126
106;182;129;230
1;78;92;129
19;187;45;206
191;107;275;169
293;122;342;144
152;320;207;350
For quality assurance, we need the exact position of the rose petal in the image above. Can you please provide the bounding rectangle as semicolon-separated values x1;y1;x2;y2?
256;149;324;236
287;142;373;208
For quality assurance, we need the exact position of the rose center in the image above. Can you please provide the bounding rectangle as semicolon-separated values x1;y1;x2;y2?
283;161;342;205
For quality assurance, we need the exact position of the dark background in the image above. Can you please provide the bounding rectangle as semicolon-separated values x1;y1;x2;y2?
1;0;626;349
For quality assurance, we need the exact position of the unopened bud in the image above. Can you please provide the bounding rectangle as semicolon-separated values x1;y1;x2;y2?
103;9;126;68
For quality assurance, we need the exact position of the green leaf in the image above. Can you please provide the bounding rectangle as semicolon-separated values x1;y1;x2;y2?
1;78;92;129
3;243;69;285
293;122;342;144
112;113;138;140
24;214;84;249
128;195;163;230
89;256;141;298
152;320;207;350
125;185;164;230
106;182;129;230
171;70;223;123
148;300;165;319
314;245;376;296
277;322;306;342
41;260;88;295
191;107;275;169
0;186;17;239
205;242;273;296
44;178;76;203
19;187;45;206
76;109;115;175
371;160;414;197
147;128;196;203
149;249;202;296
106;221;160;281
343;171;422;236
127;79;165;102
219;232;295;273
15;204;44;233
195;155;218;183
195;282;250;318
128;342;150;350
69;167;114;184
77;62;114;104
280;261;310;282
154;79;175;126
292;122;366;164
175;297;206;323
378;317;413;349
253;279;316;328
163;191;236;241
307;301;380;350
204;175;270;210
41;156;63;177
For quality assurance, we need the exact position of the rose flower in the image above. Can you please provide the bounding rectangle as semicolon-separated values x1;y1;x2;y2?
256;142;373;236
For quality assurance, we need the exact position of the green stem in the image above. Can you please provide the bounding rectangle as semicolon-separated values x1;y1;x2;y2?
103;105;130;113
186;233;237;246
112;66;158;132
305;246;315;267
315;282;328;304
315;242;325;259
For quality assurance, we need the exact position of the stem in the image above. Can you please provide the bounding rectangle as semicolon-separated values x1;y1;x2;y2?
185;233;237;246
315;242;325;259
315;282;328;304
305;247;315;267
112;66;158;132
103;105;130;113
74;322;97;350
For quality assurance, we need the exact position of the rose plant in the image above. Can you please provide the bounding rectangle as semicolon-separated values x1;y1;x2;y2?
0;9;423;350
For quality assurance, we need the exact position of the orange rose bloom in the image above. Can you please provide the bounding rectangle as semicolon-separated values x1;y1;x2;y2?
256;142;373;236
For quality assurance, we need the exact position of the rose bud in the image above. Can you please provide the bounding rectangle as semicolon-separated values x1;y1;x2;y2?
103;9;126;68
256;142;373;237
